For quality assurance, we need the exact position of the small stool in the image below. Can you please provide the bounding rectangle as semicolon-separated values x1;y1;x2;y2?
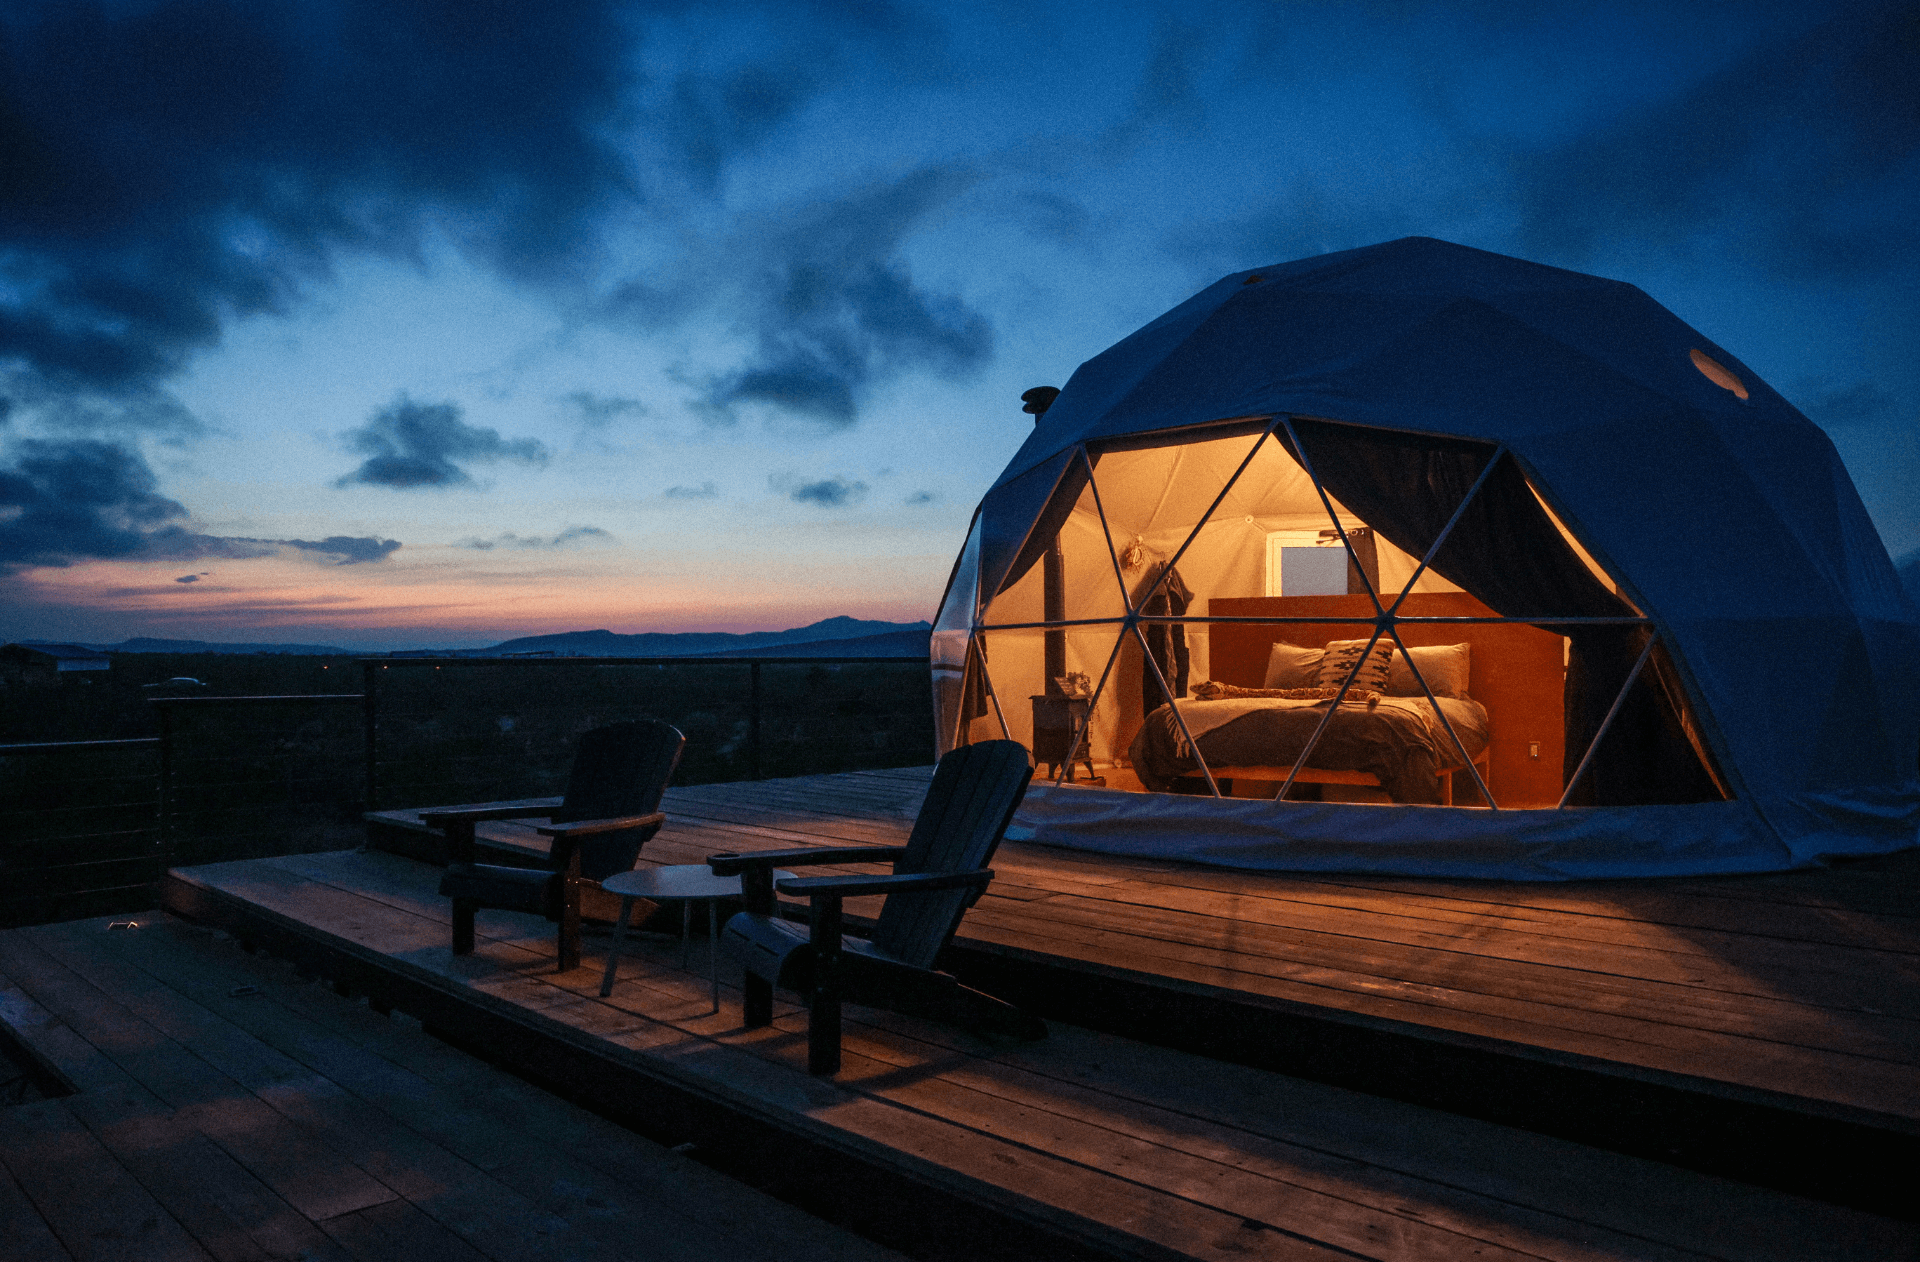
598;864;794;1011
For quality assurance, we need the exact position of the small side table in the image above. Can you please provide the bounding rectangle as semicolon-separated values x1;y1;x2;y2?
598;864;795;1011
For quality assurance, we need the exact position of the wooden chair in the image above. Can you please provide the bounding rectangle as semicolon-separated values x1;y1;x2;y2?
708;740;1042;1075
430;720;684;971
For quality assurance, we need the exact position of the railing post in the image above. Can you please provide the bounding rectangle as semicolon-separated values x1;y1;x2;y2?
749;660;763;781
157;704;175;871
363;660;379;812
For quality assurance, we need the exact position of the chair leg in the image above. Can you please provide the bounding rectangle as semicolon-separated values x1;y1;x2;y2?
451;899;477;955
557;879;582;973
743;973;773;1028
807;892;843;1076
808;988;841;1076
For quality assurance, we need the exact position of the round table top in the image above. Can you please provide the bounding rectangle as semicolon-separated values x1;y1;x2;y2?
601;863;795;901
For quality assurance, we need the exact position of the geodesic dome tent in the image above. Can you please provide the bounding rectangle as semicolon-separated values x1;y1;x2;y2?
932;237;1920;879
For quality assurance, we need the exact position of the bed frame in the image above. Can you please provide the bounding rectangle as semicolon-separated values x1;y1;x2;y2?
1205;593;1567;807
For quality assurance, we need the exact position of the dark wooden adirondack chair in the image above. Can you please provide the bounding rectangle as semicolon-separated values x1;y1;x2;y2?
708;739;1041;1075
430;719;684;972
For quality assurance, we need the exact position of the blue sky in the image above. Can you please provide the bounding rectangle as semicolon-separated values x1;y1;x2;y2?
2;0;1914;649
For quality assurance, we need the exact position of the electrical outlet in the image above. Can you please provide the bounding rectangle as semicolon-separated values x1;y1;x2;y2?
1528;741;1541;760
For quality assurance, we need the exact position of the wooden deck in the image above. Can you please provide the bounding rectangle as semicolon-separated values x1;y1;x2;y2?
0;913;903;1262
374;768;1920;1145
138;768;1920;1260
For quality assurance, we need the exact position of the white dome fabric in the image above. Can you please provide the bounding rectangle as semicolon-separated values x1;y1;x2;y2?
938;237;1920;879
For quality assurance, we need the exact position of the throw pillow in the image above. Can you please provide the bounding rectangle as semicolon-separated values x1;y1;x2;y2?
1194;681;1380;703
1385;643;1472;699
1262;641;1326;689
1315;638;1395;693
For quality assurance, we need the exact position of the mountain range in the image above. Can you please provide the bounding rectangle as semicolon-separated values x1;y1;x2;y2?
20;617;933;659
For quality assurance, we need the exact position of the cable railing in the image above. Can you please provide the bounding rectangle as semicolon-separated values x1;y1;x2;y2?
0;737;162;928
0;654;935;926
361;655;934;810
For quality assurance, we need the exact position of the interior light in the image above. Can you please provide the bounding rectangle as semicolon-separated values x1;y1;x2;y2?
1690;349;1748;400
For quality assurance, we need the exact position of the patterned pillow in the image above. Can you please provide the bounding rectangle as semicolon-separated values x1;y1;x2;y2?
1262;641;1325;689
1315;638;1395;692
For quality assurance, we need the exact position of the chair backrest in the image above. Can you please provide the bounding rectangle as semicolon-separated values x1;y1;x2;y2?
553;720;685;880
869;740;1033;969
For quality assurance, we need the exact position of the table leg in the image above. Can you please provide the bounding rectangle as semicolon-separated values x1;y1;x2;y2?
708;897;720;1013
600;896;635;997
679;900;691;969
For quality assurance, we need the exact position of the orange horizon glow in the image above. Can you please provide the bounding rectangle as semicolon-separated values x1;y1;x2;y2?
10;549;942;639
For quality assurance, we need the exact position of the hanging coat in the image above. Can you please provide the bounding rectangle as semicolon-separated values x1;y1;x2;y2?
1137;563;1192;714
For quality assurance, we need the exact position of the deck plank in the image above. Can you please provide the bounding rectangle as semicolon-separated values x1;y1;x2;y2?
0;1098;214;1262
0;1152;73;1262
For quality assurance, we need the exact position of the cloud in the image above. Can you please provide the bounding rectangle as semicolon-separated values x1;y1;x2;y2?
904;490;935;505
691;168;995;426
0;1;639;416
564;391;648;427
663;481;719;499
335;396;547;489
0;438;192;568
174;572;207;583
0;437;400;569
664;62;819;192
789;476;868;507
278;536;403;565
455;526;615;550
1511;4;1920;280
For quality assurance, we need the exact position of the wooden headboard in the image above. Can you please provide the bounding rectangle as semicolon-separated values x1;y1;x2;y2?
1208;593;1567;807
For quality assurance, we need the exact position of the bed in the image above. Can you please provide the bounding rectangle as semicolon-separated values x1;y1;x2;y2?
1126;593;1567;807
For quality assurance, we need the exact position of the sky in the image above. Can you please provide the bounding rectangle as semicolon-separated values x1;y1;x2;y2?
2;0;1915;650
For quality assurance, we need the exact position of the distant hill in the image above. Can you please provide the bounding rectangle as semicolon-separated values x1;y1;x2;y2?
24;636;359;656
689;627;931;658
1897;550;1920;608
482;617;931;658
16;616;934;659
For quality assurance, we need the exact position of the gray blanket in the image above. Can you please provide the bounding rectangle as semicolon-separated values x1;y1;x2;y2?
1127;695;1489;803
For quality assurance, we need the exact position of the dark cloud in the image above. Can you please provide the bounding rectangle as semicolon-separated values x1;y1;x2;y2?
564;391;648;427
278;536;402;565
174;572;206;583
665;62;817;192
335;396;548;489
790;476;867;507
0;437;399;569
663;481;718;499
696;168;994;426
0;0;637;410
455;526;614;550
0;437;191;567
1512;4;1920;280
1104;21;1206;150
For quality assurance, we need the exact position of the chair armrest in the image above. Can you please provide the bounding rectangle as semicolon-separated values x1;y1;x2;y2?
420;799;564;828
776;868;993;898
535;811;665;839
707;845;906;876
